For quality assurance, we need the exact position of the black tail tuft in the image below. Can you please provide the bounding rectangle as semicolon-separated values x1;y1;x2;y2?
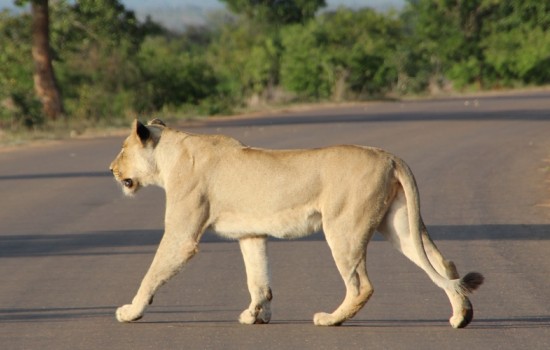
461;272;484;293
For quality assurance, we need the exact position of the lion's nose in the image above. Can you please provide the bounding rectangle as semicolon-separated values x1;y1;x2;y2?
109;167;114;174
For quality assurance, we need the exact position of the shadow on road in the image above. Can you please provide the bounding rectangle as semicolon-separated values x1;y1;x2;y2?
0;171;111;181
0;306;115;323
2;305;549;329
0;230;164;258
343;316;550;329
468;316;550;330
1;225;549;258
196;108;550;129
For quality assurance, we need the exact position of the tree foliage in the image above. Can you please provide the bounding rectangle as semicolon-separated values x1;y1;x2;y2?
205;17;281;108
137;35;218;112
0;9;42;127
1;0;549;130
403;0;550;89
220;0;326;24
481;1;550;84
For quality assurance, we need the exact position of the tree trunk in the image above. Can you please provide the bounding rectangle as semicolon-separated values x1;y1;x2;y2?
31;0;63;121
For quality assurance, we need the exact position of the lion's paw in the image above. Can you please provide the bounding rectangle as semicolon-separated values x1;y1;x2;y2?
449;298;474;329
313;312;343;326
449;306;473;329
239;310;258;324
239;308;271;325
116;304;144;323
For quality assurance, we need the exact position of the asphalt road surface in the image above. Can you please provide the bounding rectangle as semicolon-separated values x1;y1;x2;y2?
1;91;549;349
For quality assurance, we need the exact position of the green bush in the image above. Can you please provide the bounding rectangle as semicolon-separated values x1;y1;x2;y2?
280;22;332;99
0;10;41;129
137;36;218;112
280;8;402;100
2;0;550;132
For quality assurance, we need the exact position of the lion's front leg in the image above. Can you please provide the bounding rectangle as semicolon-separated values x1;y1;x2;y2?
238;236;272;325
116;195;207;323
116;236;199;322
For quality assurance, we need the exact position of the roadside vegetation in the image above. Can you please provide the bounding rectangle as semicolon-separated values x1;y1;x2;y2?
1;0;549;135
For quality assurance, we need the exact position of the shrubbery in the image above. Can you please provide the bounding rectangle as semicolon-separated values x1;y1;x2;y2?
1;0;549;130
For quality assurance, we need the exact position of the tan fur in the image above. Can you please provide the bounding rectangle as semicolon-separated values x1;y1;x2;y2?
109;120;483;328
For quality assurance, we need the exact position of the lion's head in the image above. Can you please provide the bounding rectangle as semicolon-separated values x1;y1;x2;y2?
109;119;165;196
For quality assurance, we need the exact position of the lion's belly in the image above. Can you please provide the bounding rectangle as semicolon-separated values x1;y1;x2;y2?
211;207;322;239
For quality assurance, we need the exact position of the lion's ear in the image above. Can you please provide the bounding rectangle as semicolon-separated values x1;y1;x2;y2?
132;120;150;145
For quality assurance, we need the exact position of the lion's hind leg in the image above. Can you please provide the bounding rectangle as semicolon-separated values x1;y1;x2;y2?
378;189;480;328
314;221;375;326
238;236;272;324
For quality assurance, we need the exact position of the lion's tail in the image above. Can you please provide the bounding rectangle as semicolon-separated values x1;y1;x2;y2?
394;158;484;296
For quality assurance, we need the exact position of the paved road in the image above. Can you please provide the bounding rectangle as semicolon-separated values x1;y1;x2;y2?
1;91;549;349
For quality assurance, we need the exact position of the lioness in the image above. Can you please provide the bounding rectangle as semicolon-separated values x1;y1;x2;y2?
109;119;483;328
